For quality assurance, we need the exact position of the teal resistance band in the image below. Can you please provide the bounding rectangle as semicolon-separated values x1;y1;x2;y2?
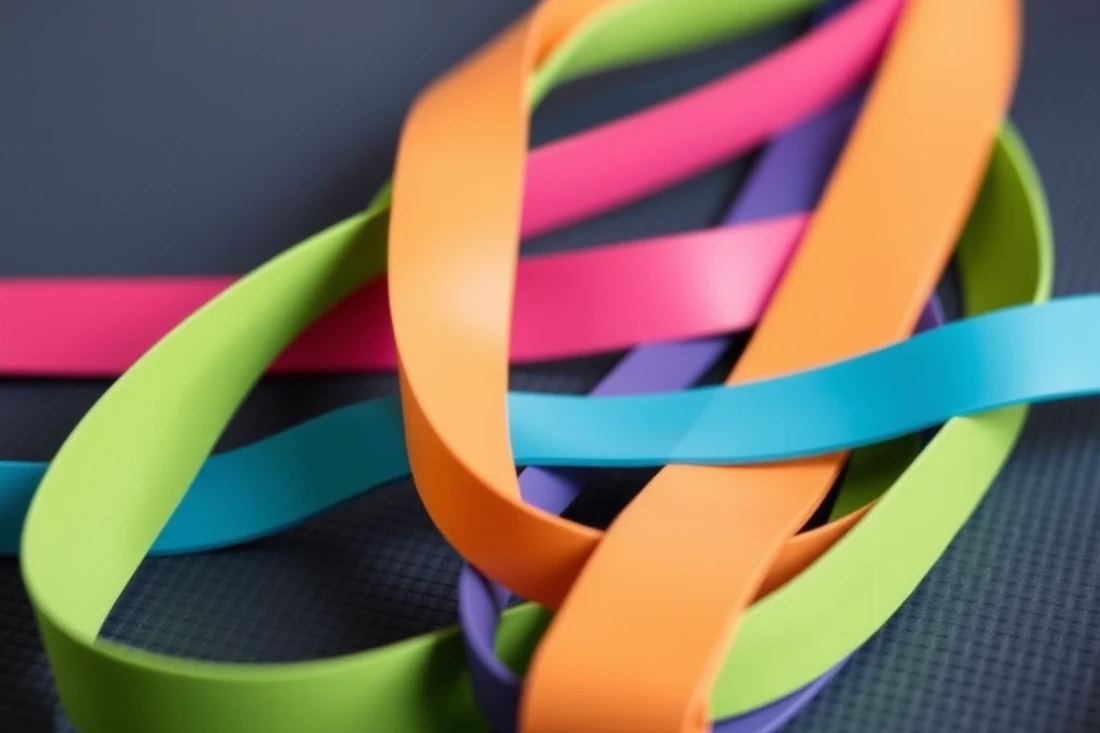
0;291;1093;554
7;292;1094;555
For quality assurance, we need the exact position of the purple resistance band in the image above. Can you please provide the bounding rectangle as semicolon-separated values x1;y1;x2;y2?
457;20;945;733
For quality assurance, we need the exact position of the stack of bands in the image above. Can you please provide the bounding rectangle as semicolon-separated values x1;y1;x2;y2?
10;0;1100;730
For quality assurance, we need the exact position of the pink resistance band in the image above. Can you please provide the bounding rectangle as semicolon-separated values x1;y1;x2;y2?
0;0;894;376
0;219;802;376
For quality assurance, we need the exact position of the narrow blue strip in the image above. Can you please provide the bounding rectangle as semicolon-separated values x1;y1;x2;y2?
0;295;1093;555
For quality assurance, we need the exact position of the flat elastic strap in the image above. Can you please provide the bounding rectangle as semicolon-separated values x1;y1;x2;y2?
19;123;1052;731
0;0;889;378
0;219;801;376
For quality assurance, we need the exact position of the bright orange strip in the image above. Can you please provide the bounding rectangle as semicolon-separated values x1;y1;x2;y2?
387;0;1019;730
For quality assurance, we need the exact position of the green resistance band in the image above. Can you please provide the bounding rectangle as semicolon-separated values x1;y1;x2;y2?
17;4;845;732
19;10;1049;733
19;129;1047;730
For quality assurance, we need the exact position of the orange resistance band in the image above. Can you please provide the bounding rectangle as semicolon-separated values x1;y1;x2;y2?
388;0;1019;732
390;0;895;615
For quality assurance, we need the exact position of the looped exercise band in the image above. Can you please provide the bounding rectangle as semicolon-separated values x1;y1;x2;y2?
14;2;1067;733
387;0;1019;729
5;73;930;732
18;125;1057;732
454;42;918;727
19;2;929;732
0;29;912;732
456;4;924;723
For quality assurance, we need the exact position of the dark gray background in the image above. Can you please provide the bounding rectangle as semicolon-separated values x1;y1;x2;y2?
2;2;1099;731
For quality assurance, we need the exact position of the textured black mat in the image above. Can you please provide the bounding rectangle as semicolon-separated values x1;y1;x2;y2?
2;2;1099;732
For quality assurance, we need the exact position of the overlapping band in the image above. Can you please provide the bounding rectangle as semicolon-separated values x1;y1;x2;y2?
455;58;930;730
16;126;1055;731
387;0;1019;729
10;0;1066;731
19;3;914;732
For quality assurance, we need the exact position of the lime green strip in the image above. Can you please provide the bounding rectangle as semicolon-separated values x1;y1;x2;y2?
20;117;1050;730
20;0;1050;716
15;0;1052;730
22;3;849;733
20;2;1051;727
